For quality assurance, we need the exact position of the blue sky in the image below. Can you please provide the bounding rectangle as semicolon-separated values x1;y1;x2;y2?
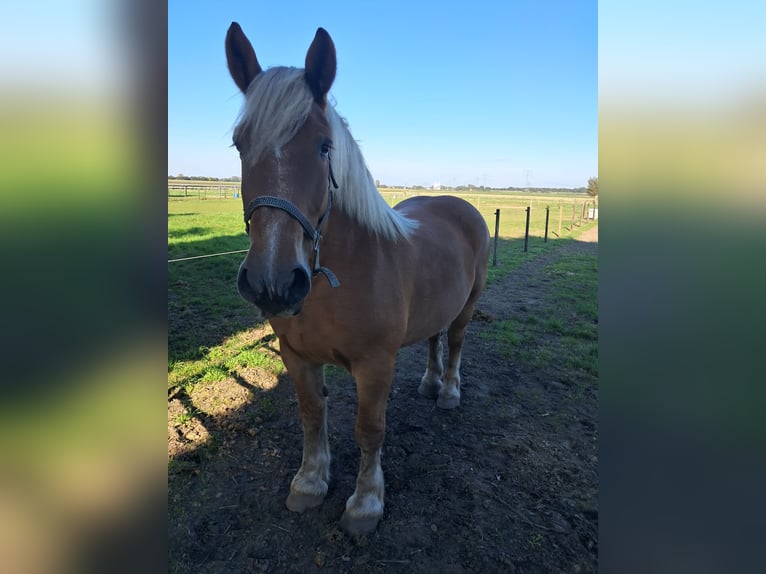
169;1;597;188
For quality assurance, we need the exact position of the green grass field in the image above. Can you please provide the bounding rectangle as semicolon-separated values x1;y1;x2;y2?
482;252;598;393
168;191;597;394
168;189;595;250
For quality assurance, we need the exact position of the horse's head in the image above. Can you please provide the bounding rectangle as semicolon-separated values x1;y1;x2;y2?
226;23;337;318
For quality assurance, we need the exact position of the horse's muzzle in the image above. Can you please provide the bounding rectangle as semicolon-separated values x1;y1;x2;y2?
237;264;311;317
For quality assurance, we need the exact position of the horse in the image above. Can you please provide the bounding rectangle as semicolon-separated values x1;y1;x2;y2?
225;22;490;535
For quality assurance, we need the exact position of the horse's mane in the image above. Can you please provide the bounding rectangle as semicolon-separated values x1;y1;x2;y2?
233;66;416;241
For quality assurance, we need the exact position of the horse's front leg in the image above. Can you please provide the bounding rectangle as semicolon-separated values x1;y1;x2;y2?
340;355;395;536
280;344;330;513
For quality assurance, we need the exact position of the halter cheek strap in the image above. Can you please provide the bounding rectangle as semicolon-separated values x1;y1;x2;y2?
243;160;340;288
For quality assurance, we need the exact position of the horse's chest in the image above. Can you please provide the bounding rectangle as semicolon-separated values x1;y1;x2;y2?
272;319;342;364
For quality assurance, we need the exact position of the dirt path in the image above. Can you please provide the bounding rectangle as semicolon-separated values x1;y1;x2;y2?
169;226;598;573
576;224;598;243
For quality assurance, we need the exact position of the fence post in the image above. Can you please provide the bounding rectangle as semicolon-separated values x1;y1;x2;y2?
558;202;562;236
544;206;550;243
492;209;500;267
184;186;187;197
580;202;585;226
524;206;530;253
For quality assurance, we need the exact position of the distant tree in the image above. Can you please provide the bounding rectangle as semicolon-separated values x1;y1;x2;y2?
587;177;598;197
375;179;380;187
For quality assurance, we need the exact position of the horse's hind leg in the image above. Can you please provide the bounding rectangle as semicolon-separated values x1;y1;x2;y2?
418;332;444;399
280;345;331;513
438;301;477;409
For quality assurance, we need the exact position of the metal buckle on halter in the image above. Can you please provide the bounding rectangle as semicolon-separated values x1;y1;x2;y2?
309;184;340;287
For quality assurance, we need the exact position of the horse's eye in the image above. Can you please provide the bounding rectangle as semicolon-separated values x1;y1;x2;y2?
320;141;332;159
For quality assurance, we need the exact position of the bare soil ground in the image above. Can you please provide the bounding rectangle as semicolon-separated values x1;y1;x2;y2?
169;226;598;573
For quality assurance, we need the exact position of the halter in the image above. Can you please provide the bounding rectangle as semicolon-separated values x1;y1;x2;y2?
243;158;341;288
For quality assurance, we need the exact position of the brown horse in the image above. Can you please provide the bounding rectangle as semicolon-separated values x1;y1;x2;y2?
225;22;490;535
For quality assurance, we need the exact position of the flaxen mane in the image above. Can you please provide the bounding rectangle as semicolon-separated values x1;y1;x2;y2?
233;66;416;240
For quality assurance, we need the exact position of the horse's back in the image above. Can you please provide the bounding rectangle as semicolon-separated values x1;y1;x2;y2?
395;195;490;260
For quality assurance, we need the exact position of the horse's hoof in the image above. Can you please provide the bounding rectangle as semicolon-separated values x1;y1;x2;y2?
339;511;381;536
436;394;460;409
418;379;443;399
286;492;325;513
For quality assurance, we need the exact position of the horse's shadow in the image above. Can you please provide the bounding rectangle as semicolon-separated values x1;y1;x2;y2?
168;323;448;567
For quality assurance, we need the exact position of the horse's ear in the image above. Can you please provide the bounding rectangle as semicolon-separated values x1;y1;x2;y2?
226;22;262;94
305;28;336;104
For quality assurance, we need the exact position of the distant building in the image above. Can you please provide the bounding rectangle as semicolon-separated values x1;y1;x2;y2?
432;182;441;190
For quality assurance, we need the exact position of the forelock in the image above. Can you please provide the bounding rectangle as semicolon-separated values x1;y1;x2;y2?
234;67;314;165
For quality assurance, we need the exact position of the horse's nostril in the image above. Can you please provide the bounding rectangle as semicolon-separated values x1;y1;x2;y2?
289;266;311;302
237;266;260;306
237;266;251;293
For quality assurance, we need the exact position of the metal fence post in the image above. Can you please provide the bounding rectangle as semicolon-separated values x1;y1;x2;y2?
544;206;550;243
524;206;530;253
492;209;500;266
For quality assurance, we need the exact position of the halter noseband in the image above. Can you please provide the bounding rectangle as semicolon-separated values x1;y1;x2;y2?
243;159;340;288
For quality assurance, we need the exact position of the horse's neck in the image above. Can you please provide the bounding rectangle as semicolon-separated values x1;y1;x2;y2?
321;202;382;263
